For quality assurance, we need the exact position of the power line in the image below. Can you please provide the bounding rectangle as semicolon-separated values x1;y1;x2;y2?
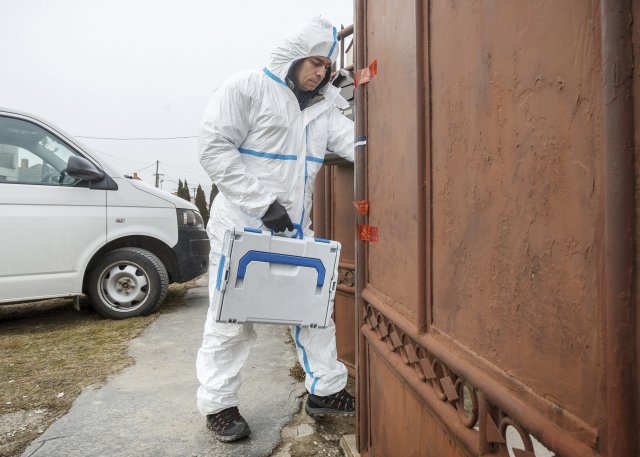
91;148;155;167
76;135;198;141
157;165;211;189
134;162;157;173
160;160;207;174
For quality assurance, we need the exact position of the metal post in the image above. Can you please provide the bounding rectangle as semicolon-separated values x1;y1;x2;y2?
354;0;368;452
414;0;429;334
600;0;637;455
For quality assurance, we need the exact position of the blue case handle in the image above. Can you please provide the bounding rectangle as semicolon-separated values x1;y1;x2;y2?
236;250;326;287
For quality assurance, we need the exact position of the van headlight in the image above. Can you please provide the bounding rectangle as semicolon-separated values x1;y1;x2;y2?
177;209;204;229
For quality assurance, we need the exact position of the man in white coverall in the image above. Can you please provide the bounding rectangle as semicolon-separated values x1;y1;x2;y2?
197;18;355;442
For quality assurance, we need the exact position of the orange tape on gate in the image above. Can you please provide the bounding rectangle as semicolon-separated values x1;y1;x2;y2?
358;224;378;242
354;60;378;88
354;200;369;215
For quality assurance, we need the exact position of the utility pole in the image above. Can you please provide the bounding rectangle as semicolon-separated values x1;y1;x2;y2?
154;160;159;188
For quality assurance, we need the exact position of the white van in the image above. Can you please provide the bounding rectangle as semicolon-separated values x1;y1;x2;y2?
0;108;210;318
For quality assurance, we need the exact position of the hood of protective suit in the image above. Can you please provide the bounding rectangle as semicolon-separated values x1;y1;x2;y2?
265;17;338;86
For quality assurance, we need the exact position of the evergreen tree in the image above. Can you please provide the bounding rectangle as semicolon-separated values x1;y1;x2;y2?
209;184;219;212
176;179;191;202
195;185;209;226
183;180;192;202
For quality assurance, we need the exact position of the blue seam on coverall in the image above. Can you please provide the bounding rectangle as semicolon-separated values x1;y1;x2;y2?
262;67;287;86
299;130;326;228
299;127;311;229
295;325;318;394
295;127;320;394
238;147;297;161
327;27;337;58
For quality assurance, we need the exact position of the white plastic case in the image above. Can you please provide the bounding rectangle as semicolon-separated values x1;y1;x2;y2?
213;228;341;328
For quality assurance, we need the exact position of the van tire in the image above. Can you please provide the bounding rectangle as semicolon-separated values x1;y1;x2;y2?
87;247;169;319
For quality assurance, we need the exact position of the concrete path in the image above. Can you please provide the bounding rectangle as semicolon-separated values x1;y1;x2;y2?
22;283;302;457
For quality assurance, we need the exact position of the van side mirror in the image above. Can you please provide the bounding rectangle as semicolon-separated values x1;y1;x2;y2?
66;156;105;182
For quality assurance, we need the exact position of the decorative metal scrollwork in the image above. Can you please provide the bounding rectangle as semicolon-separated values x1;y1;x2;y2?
400;335;413;365
499;417;537;457
430;358;450;402
376;313;388;340
485;413;538;456
365;305;377;330
361;300;553;455
338;268;355;287
385;325;403;352
453;379;479;428
412;346;428;382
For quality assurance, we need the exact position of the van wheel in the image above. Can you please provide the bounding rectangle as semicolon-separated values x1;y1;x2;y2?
87;247;168;319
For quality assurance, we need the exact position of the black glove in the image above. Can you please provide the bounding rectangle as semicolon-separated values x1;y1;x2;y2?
261;201;294;233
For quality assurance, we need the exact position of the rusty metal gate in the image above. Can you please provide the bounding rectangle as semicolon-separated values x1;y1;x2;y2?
346;1;638;456
313;162;356;376
313;26;357;376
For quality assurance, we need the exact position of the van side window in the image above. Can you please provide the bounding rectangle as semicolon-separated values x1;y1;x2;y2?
0;116;82;186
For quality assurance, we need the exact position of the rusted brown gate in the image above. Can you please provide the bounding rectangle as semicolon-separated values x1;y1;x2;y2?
313;161;356;376
346;1;639;456
312;26;358;376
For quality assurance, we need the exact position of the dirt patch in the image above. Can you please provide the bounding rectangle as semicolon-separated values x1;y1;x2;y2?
289;363;306;383
273;330;356;457
270;377;356;457
0;281;197;457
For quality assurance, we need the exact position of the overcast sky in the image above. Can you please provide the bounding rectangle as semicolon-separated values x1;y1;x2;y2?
0;0;353;197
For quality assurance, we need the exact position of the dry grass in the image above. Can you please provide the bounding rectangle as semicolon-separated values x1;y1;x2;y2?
284;328;307;383
0;281;197;457
289;363;306;383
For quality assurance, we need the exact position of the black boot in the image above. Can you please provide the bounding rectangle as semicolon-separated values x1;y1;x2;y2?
305;389;355;417
206;406;251;442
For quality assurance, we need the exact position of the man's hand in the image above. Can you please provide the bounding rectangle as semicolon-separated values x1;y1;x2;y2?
261;201;294;233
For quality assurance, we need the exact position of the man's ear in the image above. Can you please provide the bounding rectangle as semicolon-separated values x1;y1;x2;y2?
287;58;304;85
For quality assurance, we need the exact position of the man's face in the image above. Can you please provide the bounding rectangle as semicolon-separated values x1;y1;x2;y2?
295;56;332;91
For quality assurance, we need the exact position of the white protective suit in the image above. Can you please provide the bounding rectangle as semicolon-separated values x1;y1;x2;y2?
196;18;354;416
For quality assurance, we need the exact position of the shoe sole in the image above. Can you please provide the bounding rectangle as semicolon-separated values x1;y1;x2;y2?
305;401;356;417
206;422;251;442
